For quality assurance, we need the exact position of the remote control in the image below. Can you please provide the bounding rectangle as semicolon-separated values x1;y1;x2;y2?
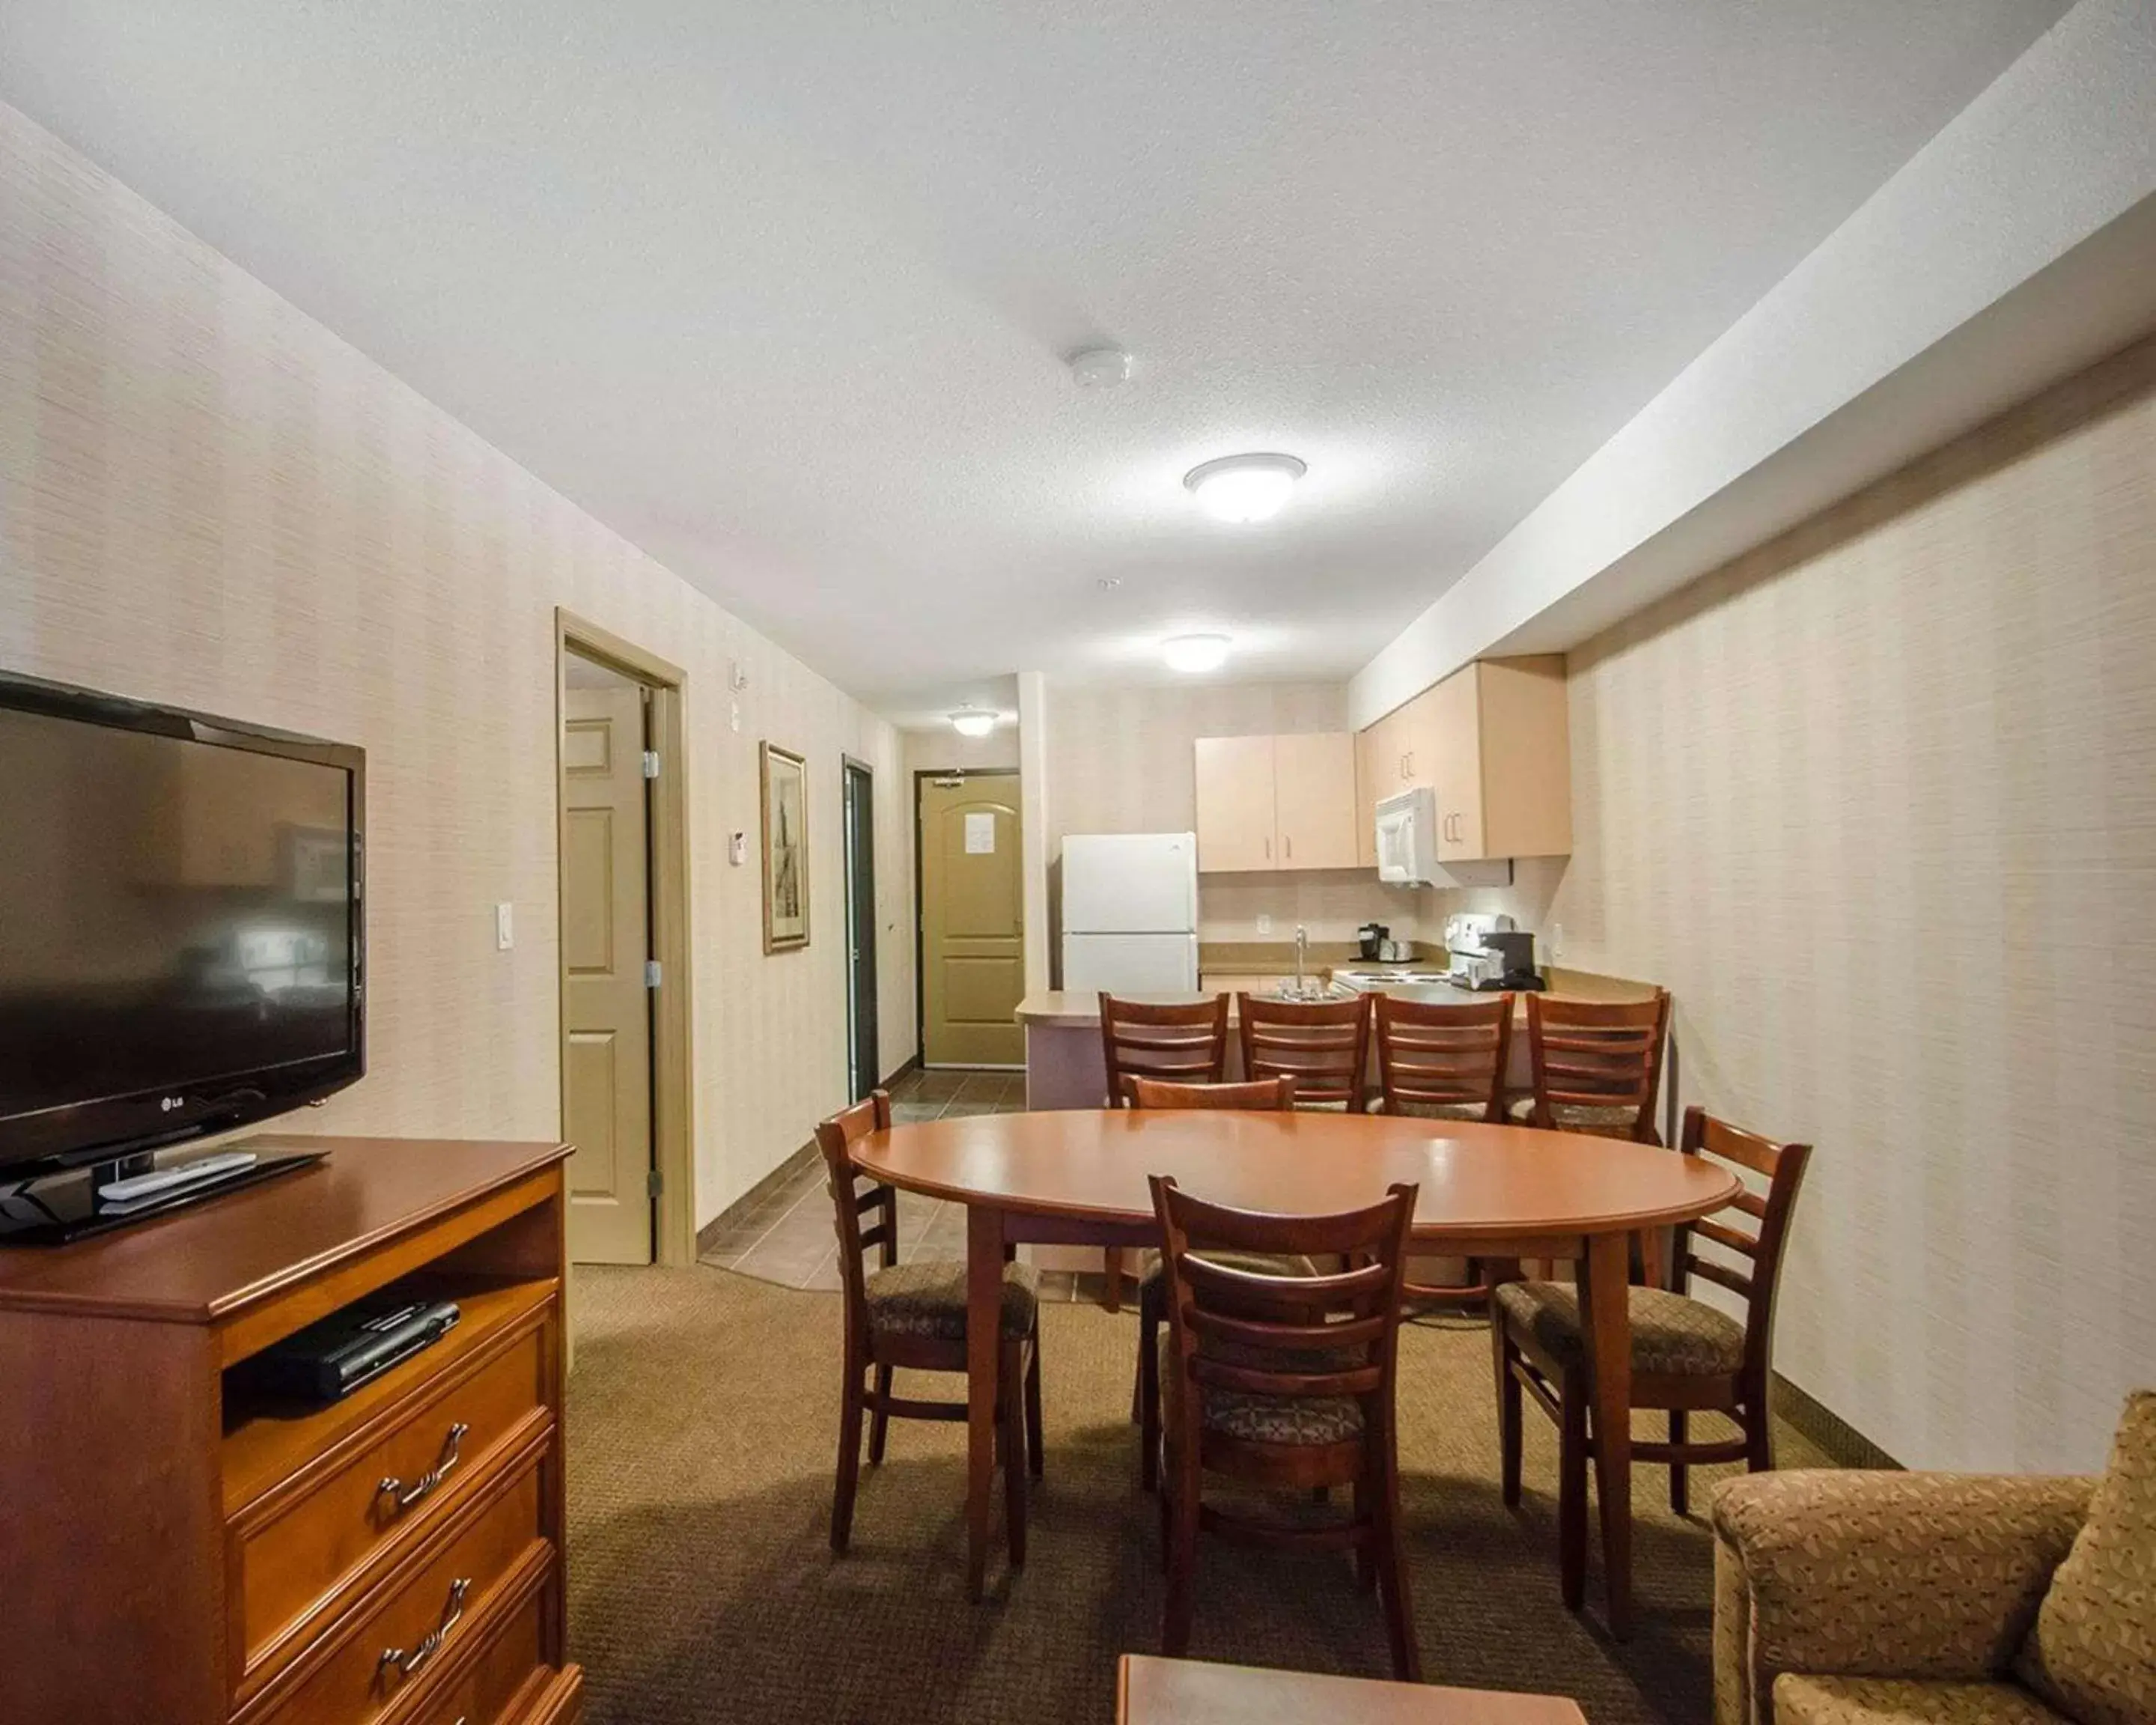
98;1150;261;1202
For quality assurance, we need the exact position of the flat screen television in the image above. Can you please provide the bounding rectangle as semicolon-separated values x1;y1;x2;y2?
0;671;364;1233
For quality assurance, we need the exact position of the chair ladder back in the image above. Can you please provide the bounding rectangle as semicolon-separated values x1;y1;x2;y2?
1525;991;1669;1137
1670;1104;1814;1378
813;1090;898;1339
1373;994;1512;1119
1100;993;1230;1104
1151;1175;1418;1419
1236;994;1373;1110
1124;1076;1296;1110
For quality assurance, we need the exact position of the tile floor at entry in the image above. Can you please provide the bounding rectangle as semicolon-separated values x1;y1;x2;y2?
698;1069;1113;1300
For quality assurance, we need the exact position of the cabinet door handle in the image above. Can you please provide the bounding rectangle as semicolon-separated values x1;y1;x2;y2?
377;1575;469;1688
1263;836;1271;860
1283;834;1292;861
377;1422;469;1516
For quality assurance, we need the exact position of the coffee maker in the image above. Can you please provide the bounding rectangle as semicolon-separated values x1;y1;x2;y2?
1482;930;1544;990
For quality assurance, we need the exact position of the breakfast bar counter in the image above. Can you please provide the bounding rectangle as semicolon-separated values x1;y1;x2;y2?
1018;968;1662;1109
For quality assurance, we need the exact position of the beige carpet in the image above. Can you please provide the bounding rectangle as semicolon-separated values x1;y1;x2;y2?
566;1265;1826;1725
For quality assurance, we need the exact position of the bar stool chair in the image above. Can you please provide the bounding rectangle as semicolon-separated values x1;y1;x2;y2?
1492;1105;1812;1611
1152;1174;1424;1681
815;1091;1044;1560
1509;991;1671;1143
1371;993;1512;1123
1098;993;1230;1309
1236;992;1372;1110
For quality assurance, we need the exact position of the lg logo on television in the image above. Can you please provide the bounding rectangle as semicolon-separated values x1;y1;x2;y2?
159;1095;186;1113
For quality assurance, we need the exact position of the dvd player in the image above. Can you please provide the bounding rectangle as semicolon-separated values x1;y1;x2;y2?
243;1292;461;1403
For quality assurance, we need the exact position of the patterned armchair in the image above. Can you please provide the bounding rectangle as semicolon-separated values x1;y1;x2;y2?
1711;1393;2152;1725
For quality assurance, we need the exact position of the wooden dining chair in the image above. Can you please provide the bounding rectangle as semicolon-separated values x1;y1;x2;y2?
1235;993;1372;1110
1151;1175;1423;1681
1368;991;1516;1309
1121;1076;1308;1488
1099;994;1231;1309
1508;990;1671;1143
1491;1105;1812;1610
815;1090;1044;1560
1121;1075;1296;1110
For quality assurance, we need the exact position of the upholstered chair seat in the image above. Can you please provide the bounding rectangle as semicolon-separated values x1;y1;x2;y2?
1158;1332;1365;1446
1507;1095;1645;1131
1770;1676;2072;1725
1386;1098;1495;1122
863;1259;1040;1341
1495;1280;1749;1377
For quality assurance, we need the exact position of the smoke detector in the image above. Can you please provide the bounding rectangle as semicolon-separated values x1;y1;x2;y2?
1068;347;1132;388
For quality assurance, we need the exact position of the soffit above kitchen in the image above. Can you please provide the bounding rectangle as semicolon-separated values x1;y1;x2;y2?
0;1;2072;715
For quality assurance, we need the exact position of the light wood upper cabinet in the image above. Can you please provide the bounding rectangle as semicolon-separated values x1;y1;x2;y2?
1353;655;1571;863
1272;732;1359;870
1194;731;1359;873
1193;734;1279;871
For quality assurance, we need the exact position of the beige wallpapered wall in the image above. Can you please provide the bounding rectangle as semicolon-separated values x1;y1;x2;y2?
1446;337;2156;1473
0;100;915;1226
1041;680;1426;949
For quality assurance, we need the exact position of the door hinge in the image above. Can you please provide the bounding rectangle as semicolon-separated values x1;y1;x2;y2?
646;1168;663;1198
643;959;662;989
642;749;661;779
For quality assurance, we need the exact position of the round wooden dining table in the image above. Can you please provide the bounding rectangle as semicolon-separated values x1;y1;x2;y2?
853;1108;1741;1634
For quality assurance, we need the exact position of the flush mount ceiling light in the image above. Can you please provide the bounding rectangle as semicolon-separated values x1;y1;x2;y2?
948;708;997;737
1160;633;1231;674
1182;452;1307;523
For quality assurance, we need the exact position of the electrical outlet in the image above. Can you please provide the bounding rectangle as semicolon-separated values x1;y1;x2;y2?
729;698;742;734
1255;913;1273;936
495;902;514;950
1550;921;1565;959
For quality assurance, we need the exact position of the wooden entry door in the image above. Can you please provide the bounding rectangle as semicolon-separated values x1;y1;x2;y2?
919;772;1023;1067
561;678;655;1264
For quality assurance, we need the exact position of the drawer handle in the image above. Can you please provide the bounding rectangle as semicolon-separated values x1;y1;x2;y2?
377;1421;470;1515
377;1575;469;1687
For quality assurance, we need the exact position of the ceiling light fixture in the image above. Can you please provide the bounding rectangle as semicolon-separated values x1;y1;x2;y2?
948;708;997;737
1182;452;1306;524
1161;634;1230;674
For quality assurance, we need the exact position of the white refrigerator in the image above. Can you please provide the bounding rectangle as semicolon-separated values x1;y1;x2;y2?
1059;833;1199;993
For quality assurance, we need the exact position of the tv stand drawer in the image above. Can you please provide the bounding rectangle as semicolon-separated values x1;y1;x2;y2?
231;1306;552;1699
240;1441;546;1725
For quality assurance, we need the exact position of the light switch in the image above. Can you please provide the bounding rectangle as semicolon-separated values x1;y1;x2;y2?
729;831;748;866
495;902;514;950
729;698;742;734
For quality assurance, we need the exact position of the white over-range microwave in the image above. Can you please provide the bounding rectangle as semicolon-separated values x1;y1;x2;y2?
1374;786;1440;885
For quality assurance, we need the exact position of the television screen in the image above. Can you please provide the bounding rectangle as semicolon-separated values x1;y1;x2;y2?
0;680;363;1173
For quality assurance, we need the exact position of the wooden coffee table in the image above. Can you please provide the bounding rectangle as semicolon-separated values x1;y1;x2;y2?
853;1107;1738;1634
1117;1654;1587;1724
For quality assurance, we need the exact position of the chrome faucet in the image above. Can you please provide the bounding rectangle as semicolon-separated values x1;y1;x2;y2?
1293;924;1308;997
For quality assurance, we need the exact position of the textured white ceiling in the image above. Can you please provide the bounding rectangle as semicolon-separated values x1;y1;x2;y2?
0;1;2071;719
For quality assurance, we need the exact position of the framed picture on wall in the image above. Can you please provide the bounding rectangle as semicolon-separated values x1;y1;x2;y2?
761;742;810;952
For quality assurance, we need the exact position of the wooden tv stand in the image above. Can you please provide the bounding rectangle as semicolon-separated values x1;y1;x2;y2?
0;1136;582;1725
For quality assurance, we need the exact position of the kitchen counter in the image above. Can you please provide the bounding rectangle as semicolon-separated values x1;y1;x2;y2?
1017;967;1657;1027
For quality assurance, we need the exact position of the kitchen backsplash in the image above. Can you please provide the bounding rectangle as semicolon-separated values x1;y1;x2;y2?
1197;868;1431;946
